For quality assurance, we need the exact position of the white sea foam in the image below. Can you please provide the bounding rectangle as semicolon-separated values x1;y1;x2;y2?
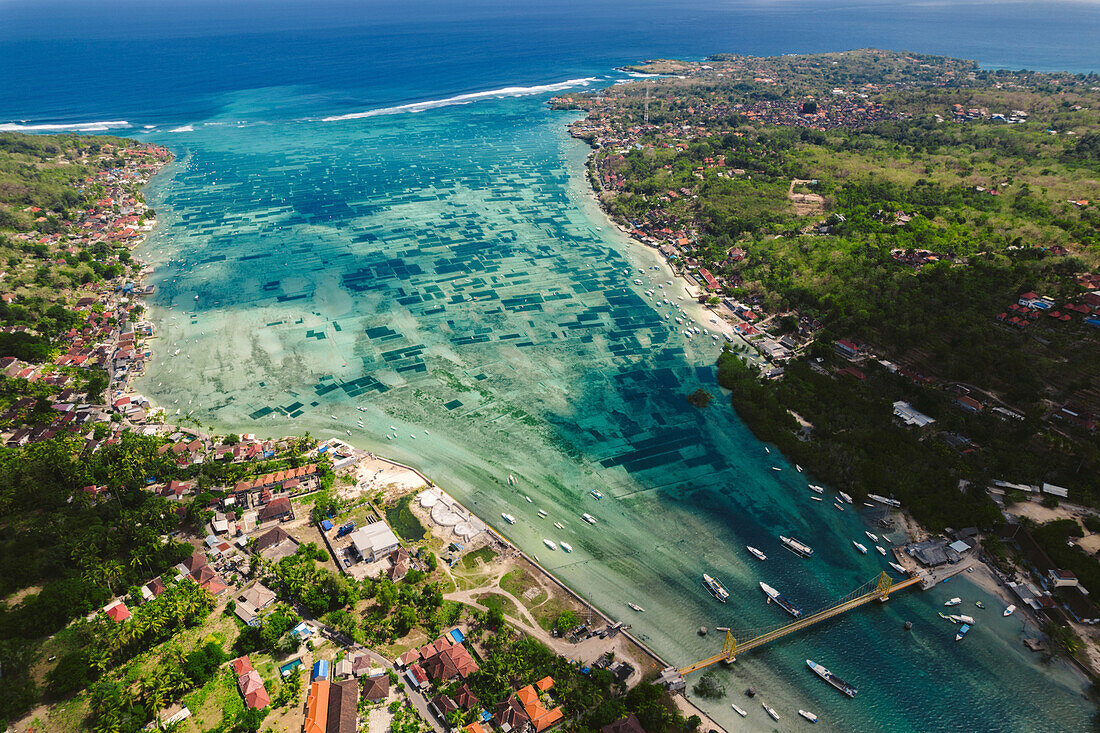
168;125;195;133
0;120;131;132
321;77;598;121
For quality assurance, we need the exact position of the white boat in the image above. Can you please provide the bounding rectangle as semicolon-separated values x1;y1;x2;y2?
590;489;603;500
508;474;516;486
853;541;868;555
763;703;780;721
865;531;878;541
543;539;557;551
525;496;532;503
582;513;597;525
501;513;516;525
834;503;845;511
765;447;770;453
731;704;747;717
889;562;907;574
876;545;887;556
945;597;962;607
560;542;573;553
796;465;803;473
537;509;548;518
1004;604;1016;617
808;484;824;494
839;491;853;504
799;710;818;723
771;467;782;472
747;546;767;561
811;496;823;502
703;573;730;602
628;602;645;612
780;536;814;558
554;522;564;530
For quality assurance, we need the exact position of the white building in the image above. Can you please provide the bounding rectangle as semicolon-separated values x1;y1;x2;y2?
350;522;401;562
893;401;935;428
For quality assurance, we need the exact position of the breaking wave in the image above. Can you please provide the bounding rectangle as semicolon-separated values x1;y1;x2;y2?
322;77;598;121
0;120;131;132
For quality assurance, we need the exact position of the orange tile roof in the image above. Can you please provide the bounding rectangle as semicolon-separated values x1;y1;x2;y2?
536;676;554;691
464;724;487;733
305;680;330;733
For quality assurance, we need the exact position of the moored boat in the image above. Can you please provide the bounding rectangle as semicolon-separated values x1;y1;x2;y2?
945;597;962;607
838;491;853;504
731;703;747;717
811;496;823;502
703;574;730;603
554;522;565;530
806;659;857;697
763;703;780;721
537;509;548;518
628;602;645;612
590;489;603;500
780;535;814;558
508;474;516;486
560;542;573;553
1004;604;1016;617
975;601;985;609
747;546;767;561
876;545;887;556
760;582;802;618
543;539;557;550
889;562;907;575
955;623;971;641
582;513;597;525
865;531;878;541
808;484;824;494
501;513;516;525
853;541;868;555
799;710;818;723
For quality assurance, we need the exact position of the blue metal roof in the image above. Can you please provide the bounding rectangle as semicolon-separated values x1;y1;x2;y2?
312;659;329;679
320;520;333;531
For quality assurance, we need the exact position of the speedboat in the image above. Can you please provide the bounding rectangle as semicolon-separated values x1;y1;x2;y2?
944;597;962;607
865;531;878;541
975;601;985;609
1004;604;1016;617
771;467;782;472
501;513;516;525
876;545;887;556
508;474;516;486
838;491;853;504
525;496;532;503
955;623;971;641
853;541;868;555
582;513;597;525
560;542;573;553
799;710;818;723
796;465;804;473
543;539;557;551
808;485;824;494
763;703;780;721
747;546;767;561
590;489;603;500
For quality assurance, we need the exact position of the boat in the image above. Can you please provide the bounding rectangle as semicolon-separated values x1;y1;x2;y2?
889;562;908;574
834;503;845;511
853;541;868;554
1004;604;1016;617
543;539;557;551
508;474;516;486
703;574;730;603
763;703;780;721
501;513;516;525
346;430;351;436
944;597;962;607
582;513;597;525
771;467;782;472
554;522;565;530
760;582;802;618
975;601;985;609
838;491;853;504
765;447;770;453
747;546;767;561
799;710;818;723
628;603;645;612
806;659;857;698
537;509;548;518
731;704;747;717
780;536;814;558
955;623;971;641
590;489;603;500
876;545;887;556
865;531;878;541
808;485;824;494
525;496;532;503
811;496;823;502
560;542;573;553
796;465;804;473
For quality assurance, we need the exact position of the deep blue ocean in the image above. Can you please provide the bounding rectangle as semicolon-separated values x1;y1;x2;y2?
3;2;1100;731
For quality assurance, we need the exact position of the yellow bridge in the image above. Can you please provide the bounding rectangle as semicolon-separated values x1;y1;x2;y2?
679;571;921;675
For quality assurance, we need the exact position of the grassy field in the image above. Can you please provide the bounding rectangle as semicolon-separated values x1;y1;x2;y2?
460;546;497;571
476;592;522;620
385;495;427;541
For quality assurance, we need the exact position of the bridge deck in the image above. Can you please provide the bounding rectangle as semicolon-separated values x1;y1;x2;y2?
678;575;921;675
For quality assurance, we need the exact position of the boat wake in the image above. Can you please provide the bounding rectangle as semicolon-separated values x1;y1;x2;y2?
0;120;131;132
321;77;599;121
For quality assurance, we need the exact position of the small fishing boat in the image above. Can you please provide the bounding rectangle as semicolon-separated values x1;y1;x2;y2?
543;539;557;551
799;710;818;723
838;491;853;504
582;513;597;525
525;496;532;503
747;546;767;561
628;602;645;612
955;623;971;641
876;545;887;556
796;465;804;473
731;704;747;717
763;703;780;721
590;489;603;499
765;447;770;453
554;522;564;530
853;541;868;555
537;509;548;518
508;474;516;486
975;601;985;609
834;503;845;511
501;513;516;525
771;467;782;472
808;485;824;494
560;542;573;553
1004;604;1016;617
811;496;823;502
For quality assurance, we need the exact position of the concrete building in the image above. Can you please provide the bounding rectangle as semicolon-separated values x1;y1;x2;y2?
350;521;401;562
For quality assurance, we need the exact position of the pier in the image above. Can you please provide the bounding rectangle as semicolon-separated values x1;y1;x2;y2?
678;572;921;675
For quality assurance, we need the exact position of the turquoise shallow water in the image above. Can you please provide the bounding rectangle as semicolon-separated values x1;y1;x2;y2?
132;88;1093;731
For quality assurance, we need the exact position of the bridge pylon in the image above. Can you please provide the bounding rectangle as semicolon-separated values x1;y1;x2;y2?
722;631;737;662
875;571;892;598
